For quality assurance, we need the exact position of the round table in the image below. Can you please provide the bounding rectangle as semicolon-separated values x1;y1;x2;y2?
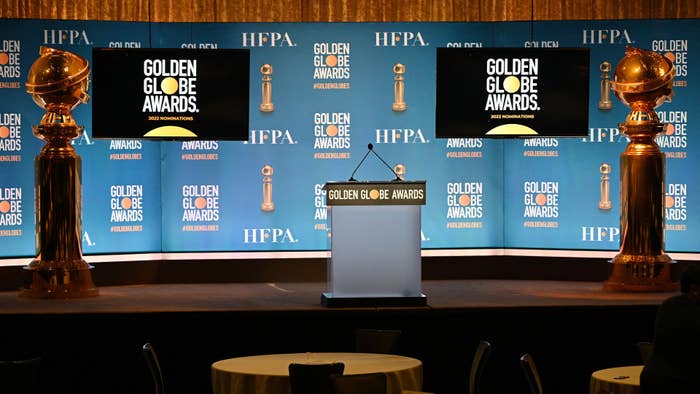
590;365;643;394
211;352;423;394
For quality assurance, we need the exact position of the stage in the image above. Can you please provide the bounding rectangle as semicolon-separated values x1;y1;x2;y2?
0;279;670;314
0;278;672;394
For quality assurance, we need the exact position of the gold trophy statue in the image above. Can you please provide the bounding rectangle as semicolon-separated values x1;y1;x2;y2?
22;46;98;298
598;61;613;110
604;46;678;292
261;164;275;212
598;163;612;210
259;64;274;112
394;163;406;181
392;63;407;112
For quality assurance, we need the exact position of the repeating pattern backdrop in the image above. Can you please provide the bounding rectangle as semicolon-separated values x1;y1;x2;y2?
0;19;697;258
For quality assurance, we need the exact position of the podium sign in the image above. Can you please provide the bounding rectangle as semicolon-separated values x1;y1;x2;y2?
322;181;427;307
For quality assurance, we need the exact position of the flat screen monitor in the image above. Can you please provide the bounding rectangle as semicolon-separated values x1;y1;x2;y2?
435;47;590;138
91;48;250;140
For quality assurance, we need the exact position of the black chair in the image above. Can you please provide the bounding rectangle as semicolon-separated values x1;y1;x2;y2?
519;353;543;394
0;357;41;394
330;372;386;394
469;340;491;394
355;328;402;354
636;341;654;365
289;362;345;394
142;342;164;394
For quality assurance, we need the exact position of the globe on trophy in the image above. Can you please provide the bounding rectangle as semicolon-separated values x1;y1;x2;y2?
22;46;98;298
260;64;274;112
604;46;678;292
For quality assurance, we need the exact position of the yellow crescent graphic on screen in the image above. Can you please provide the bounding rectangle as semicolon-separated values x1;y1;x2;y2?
143;126;198;138
485;124;538;136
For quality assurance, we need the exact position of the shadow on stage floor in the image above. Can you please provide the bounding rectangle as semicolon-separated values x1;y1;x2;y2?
0;278;671;394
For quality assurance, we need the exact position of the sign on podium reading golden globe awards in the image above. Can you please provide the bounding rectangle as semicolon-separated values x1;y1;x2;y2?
325;181;426;206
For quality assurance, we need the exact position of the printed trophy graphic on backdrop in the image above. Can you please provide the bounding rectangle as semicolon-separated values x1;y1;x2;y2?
392;63;407;112
605;46;678;292
598;163;612;210
394;163;406;180
598;61;613;110
22;46;98;298
261;164;275;212
259;64;274;112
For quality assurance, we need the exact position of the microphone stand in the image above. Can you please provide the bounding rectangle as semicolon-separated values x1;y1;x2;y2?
348;146;372;182
348;144;403;182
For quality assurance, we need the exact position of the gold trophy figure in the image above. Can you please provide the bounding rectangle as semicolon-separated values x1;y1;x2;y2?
598;163;612;210
392;63;407;112
394;163;406;181
259;64;274;112
22;46;98;298
261;165;275;212
598;61;613;110
604;46;678;292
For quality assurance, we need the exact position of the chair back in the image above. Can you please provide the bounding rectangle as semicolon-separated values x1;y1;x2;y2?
142;342;164;394
355;329;402;354
331;372;386;394
636;341;654;365
289;362;345;394
469;340;491;394
0;357;41;394
519;353;543;394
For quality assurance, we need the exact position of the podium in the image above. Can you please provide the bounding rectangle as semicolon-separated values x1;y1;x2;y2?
322;181;427;307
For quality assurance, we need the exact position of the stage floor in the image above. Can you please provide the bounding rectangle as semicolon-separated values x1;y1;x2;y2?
0;279;673;315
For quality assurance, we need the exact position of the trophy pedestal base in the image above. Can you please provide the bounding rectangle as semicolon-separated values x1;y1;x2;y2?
20;262;98;299
392;103;406;112
603;256;680;292
322;293;427;308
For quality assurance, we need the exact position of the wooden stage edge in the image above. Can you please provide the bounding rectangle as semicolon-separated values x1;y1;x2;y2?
0;279;676;315
0;254;691;292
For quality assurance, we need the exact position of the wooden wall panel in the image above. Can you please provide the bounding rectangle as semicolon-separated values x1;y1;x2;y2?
150;0;303;22
480;0;532;21
219;0;302;22
151;0;201;21
0;0;699;22
427;0;482;21
652;0;700;19
301;0;440;22
535;0;592;20
591;0;652;20
301;0;484;22
0;0;151;20
99;0;150;21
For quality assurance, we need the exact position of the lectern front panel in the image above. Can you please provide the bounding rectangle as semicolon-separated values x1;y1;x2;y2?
328;205;422;297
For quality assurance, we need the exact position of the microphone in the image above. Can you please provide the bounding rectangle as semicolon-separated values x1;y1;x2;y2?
348;144;373;181
368;144;403;182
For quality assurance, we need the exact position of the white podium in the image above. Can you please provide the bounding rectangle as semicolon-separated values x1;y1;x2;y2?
322;181;427;307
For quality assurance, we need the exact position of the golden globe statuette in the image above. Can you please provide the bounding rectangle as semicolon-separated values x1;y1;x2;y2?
259;64;274;112
22;46;98;298
605;46;678;292
598;163;612;210
598;61;613;110
261;164;275;212
392;63;407;112
394;163;406;181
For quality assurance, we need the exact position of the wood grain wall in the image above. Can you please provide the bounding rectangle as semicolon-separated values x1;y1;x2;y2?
1;0;698;22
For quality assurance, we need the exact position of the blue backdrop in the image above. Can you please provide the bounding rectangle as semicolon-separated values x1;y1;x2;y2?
0;19;697;258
